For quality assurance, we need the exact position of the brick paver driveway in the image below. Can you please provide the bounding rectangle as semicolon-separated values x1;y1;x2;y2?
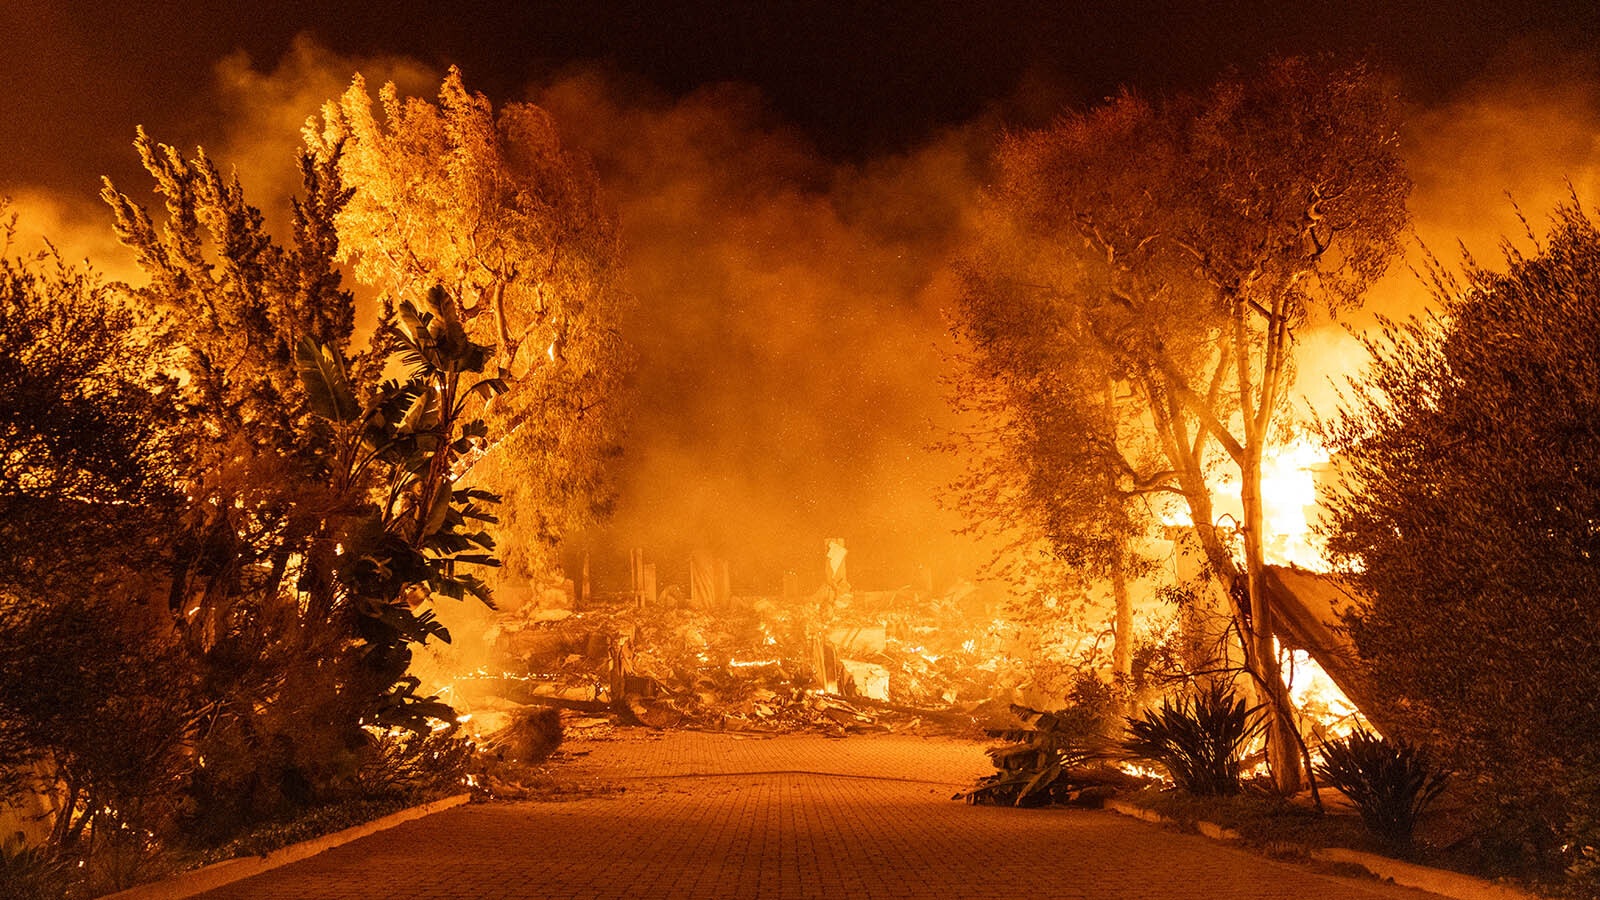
196;730;1445;899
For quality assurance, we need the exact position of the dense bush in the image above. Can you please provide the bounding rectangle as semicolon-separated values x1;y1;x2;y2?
0;831;73;900
1123;680;1261;796
0;146;494;889
1315;728;1447;852
1324;202;1600;887
0;595;200;861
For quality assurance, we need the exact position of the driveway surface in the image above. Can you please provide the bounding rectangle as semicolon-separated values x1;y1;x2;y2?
194;729;1445;899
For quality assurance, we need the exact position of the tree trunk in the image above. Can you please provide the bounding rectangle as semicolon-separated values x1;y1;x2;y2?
1241;452;1304;793
1110;540;1134;692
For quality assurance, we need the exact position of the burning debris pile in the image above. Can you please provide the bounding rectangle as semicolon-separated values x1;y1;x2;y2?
444;570;1010;738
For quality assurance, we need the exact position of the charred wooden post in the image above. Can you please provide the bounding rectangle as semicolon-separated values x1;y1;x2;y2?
689;552;716;610
608;631;635;718
642;562;657;608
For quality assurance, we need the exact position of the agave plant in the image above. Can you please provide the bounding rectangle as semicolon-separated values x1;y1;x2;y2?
1123;680;1262;796
0;834;72;900
1315;728;1447;851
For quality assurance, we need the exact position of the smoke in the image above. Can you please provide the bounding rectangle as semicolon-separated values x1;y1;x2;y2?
1295;48;1600;421
1;35;432;286
534;70;991;593
7;32;1600;596
205;35;437;230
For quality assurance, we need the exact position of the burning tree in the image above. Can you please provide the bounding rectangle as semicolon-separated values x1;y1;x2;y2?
95;132;492;838
957;57;1409;791
1324;202;1600;883
947;234;1167;693
305;67;633;582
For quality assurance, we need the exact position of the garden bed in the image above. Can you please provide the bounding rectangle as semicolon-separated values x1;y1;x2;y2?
1109;787;1548;900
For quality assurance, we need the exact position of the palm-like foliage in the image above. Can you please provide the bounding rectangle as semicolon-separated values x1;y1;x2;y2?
1123;681;1262;795
963;705;1108;807
1316;728;1447;851
297;286;506;732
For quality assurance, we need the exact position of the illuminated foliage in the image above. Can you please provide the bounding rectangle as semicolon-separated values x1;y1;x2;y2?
962;57;1410;791
94;135;480;839
0;213;178;591
295;287;506;732
307;68;632;579
1325;202;1600;881
948;234;1169;686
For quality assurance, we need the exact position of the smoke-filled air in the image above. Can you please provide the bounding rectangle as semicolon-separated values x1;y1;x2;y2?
8;17;1600;898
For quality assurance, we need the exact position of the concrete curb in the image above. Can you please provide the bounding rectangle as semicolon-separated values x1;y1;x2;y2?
99;793;471;900
1103;799;1541;900
1311;848;1541;900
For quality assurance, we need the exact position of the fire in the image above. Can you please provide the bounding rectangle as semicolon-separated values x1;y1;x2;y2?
1285;649;1364;741
1200;434;1332;570
1259;437;1332;571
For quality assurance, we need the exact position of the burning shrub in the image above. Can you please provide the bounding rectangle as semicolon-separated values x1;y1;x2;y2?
1315;728;1446;852
1123;680;1261;796
354;730;477;799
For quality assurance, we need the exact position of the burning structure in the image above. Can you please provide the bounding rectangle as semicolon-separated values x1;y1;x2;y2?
425;539;1014;741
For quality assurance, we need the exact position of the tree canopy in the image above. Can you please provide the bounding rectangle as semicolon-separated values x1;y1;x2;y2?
957;57;1410;790
307;68;633;579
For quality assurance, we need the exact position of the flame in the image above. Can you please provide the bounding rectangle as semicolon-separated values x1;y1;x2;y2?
1284;649;1365;740
1258;437;1331;570
1195;434;1332;570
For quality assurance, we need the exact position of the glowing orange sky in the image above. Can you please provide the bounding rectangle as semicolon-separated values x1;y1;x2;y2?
5;7;1600;591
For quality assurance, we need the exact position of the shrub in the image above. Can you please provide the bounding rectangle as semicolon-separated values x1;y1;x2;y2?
1316;728;1446;851
0;595;199;855
0;834;71;900
354;730;476;798
1123;680;1261;796
1323;202;1600;882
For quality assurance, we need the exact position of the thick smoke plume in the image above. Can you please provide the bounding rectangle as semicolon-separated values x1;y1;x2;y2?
5;37;1600;596
533;71;990;594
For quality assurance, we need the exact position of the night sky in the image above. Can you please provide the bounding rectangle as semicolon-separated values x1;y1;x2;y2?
6;1;1599;188
5;2;1600;592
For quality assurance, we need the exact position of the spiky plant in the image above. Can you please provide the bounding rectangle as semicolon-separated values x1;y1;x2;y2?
1316;728;1447;851
1123;680;1262;795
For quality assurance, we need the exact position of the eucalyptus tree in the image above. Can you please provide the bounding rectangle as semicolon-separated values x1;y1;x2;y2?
963;58;1410;791
307;67;632;579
